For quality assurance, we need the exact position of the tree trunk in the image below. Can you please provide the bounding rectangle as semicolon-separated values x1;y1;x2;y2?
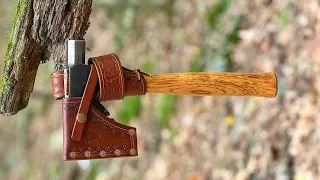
0;0;92;115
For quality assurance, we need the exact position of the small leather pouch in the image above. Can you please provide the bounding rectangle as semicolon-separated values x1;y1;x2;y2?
51;53;147;160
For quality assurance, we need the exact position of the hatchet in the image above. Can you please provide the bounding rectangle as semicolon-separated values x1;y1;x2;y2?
51;40;277;160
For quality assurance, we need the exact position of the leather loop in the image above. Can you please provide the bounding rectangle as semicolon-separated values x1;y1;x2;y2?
51;71;65;100
71;65;98;141
123;67;147;96
89;54;125;101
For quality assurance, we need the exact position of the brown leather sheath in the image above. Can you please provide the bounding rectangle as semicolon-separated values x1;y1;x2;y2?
51;54;147;160
63;98;138;160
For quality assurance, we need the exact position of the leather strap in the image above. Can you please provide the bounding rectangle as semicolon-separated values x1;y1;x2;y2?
51;71;65;100
89;54;125;101
71;64;98;141
123;67;147;96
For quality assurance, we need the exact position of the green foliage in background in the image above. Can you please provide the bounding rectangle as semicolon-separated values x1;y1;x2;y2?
213;14;245;72
189;48;206;72
48;162;61;180
206;0;233;29
223;14;245;47
118;96;142;125
190;0;245;73
86;162;100;180
156;94;178;128
277;4;292;28
141;60;155;73
159;0;245;128
94;0;174;50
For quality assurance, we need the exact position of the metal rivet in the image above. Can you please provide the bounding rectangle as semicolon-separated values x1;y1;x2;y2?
69;152;76;158
99;150;106;157
128;129;135;135
84;151;91;157
77;113;87;123
114;149;121;156
129;149;136;155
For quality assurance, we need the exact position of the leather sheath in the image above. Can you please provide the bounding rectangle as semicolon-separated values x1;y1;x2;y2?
63;98;138;160
51;53;147;160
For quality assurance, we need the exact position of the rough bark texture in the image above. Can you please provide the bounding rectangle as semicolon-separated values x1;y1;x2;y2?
0;0;92;115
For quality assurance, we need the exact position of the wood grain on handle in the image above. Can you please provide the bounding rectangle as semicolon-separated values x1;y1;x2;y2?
143;72;277;98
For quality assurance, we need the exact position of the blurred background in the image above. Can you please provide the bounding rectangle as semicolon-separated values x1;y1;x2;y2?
0;0;320;179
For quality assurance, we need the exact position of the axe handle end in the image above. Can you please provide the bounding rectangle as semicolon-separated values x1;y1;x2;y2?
144;72;277;98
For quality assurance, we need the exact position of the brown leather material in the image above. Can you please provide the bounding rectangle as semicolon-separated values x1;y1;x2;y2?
72;65;99;141
63;97;138;160
123;67;147;96
51;71;65;100
51;55;147;101
50;53;147;160
89;54;125;101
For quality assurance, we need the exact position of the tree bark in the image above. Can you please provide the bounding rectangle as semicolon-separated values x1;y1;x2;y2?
0;0;92;115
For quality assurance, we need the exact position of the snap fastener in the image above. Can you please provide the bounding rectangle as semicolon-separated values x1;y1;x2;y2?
77;113;87;123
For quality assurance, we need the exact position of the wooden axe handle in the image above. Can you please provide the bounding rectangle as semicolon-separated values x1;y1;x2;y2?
143;72;277;98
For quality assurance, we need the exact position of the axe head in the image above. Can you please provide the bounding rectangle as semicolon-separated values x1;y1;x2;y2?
67;40;86;67
66;40;91;97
